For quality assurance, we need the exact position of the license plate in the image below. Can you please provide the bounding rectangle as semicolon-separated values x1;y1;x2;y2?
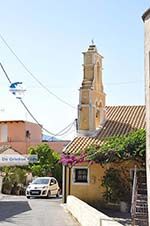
32;191;39;194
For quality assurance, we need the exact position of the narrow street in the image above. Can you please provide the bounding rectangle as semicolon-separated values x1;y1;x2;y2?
0;195;80;226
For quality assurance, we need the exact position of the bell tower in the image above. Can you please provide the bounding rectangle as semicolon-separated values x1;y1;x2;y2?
78;43;106;136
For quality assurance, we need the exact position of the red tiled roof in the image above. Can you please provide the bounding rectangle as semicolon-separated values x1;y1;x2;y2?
0;145;22;155
46;141;70;154
0;120;25;123
64;105;145;154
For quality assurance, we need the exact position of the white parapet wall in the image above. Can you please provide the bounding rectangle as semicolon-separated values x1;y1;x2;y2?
0;176;3;193
67;196;124;226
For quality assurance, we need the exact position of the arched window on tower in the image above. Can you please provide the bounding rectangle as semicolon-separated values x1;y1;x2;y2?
95;102;105;128
95;101;101;128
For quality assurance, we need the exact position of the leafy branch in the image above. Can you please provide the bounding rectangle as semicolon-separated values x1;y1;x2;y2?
86;129;146;164
60;129;146;166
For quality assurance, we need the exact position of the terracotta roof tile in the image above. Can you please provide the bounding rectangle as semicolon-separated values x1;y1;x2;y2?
46;141;70;154
63;105;145;154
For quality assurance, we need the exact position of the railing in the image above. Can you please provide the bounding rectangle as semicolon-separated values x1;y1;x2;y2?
131;165;137;226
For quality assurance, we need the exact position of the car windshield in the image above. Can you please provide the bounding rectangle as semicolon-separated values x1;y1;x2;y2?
32;178;49;185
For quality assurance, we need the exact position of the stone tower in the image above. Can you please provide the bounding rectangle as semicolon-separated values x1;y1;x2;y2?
142;8;150;225
77;43;106;136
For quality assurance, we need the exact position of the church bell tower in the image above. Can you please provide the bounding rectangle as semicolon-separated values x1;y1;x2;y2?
77;43;106;136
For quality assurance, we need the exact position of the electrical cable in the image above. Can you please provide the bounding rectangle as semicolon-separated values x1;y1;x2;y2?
0;33;76;109
0;33;144;92
0;62;76;137
60;127;76;140
0;62;12;83
53;121;75;137
52;122;74;136
105;80;144;86
48;121;75;140
20;99;56;136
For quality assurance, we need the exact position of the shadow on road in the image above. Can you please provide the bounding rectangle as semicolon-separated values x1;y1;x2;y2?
0;201;31;221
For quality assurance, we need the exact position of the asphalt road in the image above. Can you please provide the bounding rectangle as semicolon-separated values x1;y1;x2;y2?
0;195;80;226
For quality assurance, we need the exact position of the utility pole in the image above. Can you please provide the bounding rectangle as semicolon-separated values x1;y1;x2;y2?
142;8;150;225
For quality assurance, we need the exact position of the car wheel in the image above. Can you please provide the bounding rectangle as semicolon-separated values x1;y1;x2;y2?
47;190;51;198
56;189;60;198
26;196;30;199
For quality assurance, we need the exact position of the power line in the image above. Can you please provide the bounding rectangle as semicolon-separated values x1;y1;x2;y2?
20;99;56;136
53;121;74;136
48;121;75;140
0;33;143;107
54;121;75;137
0;33;76;109
60;127;76;140
0;62;76;138
105;80;144;86
0;63;12;83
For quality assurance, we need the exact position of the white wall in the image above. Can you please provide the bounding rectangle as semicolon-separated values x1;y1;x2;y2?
67;196;124;226
143;9;150;226
0;176;3;193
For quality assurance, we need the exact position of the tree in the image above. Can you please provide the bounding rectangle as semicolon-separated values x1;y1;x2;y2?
28;144;62;186
1;166;27;195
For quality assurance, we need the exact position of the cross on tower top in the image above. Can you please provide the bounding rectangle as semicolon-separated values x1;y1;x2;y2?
91;39;94;45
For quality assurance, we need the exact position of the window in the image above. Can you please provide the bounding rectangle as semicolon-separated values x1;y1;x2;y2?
73;167;88;183
50;179;56;185
26;130;31;138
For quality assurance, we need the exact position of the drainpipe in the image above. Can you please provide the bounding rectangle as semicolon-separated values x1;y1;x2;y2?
68;167;71;195
62;165;67;203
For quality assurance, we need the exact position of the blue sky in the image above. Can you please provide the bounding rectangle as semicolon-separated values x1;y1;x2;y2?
0;1;149;139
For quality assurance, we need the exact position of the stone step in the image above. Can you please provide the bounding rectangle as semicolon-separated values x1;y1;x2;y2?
135;206;148;211
137;183;147;189
136;200;147;204
137;188;147;193
132;170;148;226
135;213;148;218
137;176;146;183
136;194;147;200
134;219;148;226
135;207;148;213
135;212;148;217
134;221;148;226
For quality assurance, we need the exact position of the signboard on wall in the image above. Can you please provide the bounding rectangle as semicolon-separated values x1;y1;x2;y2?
0;154;38;166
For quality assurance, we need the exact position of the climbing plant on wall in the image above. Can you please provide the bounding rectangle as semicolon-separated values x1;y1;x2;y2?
60;129;146;166
86;129;146;164
101;167;131;203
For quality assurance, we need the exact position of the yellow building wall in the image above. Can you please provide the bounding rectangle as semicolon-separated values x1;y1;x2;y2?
66;163;107;203
66;160;142;204
79;107;89;130
80;90;90;104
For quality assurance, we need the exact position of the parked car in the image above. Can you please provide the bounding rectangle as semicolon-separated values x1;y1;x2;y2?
26;177;60;199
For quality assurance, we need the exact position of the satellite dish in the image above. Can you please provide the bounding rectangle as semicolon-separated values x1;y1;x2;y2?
9;82;26;99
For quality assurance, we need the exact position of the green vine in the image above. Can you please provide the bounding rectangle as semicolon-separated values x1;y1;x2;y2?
86;129;146;164
101;168;131;203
